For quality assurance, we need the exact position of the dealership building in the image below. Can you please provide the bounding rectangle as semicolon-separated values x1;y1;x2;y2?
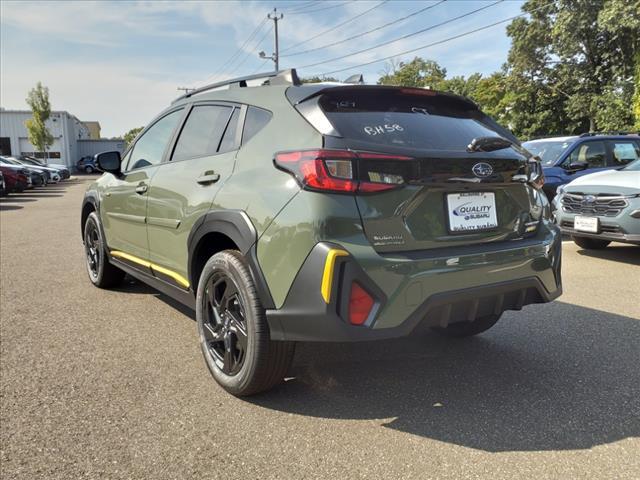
0;108;124;169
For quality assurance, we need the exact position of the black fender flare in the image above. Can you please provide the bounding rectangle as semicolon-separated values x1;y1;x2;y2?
187;210;275;309
81;191;100;238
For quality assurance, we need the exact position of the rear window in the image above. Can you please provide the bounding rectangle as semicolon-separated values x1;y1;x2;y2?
242;106;272;145
319;90;509;152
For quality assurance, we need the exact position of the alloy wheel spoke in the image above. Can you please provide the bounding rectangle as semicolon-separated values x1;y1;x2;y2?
222;334;235;374
233;325;248;352
211;277;227;308
203;321;223;344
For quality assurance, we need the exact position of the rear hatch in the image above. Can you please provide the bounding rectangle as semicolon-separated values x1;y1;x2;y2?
288;86;542;253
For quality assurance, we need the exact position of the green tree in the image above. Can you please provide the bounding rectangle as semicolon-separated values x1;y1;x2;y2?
301;76;340;84
505;0;639;135
634;53;640;130
440;73;483;99
378;57;447;88
25;82;54;161
123;126;144;147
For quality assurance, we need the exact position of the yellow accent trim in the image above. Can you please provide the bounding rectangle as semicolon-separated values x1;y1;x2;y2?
110;250;151;268
320;249;348;303
110;250;190;289
151;263;190;288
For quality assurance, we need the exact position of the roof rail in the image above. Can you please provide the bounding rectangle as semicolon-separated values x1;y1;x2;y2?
579;131;639;137
173;69;301;103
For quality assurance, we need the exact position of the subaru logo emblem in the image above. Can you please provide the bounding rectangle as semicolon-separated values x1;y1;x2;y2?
472;162;493;178
583;195;596;204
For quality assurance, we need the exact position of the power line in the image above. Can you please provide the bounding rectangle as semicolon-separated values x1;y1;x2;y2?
283;0;446;58
251;59;270;74
298;0;503;70
214;17;268;76
281;0;389;54
285;0;320;13
227;24;274;76
316;1;554;76
286;0;352;15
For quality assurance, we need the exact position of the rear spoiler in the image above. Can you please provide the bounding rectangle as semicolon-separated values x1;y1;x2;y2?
285;84;479;110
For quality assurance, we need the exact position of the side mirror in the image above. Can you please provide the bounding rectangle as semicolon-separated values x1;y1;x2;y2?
567;161;588;171
95;151;121;175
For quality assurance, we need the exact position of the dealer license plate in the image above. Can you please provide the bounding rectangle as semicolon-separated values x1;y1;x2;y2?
574;215;599;233
447;192;498;233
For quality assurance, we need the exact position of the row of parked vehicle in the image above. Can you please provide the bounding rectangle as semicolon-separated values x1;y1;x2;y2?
523;132;640;249
0;155;71;195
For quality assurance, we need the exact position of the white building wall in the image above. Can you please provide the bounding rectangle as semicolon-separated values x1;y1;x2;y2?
77;140;125;158
0;110;97;168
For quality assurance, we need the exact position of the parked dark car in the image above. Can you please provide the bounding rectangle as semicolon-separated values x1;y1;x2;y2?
0;165;29;193
0;171;5;196
17;157;64;182
77;156;98;173
522;133;640;201
20;155;71;179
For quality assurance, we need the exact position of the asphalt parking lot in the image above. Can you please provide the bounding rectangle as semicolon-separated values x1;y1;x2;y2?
1;177;639;479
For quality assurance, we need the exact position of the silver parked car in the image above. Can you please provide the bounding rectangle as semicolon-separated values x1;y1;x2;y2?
553;159;640;248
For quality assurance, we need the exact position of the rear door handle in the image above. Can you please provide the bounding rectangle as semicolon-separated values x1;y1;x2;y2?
197;172;220;185
135;183;148;194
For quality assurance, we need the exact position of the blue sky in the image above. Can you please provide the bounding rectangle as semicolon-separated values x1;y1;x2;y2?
0;0;525;137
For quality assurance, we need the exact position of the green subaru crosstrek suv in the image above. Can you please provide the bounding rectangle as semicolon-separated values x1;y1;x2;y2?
81;69;562;396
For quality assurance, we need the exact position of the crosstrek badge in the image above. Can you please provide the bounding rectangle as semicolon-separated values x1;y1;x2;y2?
447;192;498;232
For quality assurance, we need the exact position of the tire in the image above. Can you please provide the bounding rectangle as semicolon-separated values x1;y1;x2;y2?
83;212;125;288
432;314;501;338
85;166;94;174
196;250;295;396
572;236;610;250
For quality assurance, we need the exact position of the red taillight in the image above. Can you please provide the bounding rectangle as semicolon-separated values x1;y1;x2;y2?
348;282;375;326
274;149;412;194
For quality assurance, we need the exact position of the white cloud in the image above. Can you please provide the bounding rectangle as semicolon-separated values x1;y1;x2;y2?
1;59;181;137
0;1;519;136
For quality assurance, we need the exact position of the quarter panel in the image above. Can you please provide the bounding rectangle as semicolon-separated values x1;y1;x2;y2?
257;190;365;308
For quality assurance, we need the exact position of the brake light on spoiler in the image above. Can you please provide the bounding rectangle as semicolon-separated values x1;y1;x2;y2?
274;149;413;194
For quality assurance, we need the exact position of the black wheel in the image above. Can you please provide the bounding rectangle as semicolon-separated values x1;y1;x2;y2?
196;250;295;396
572;236;610;250
83;212;125;288
432;314;501;338
85;165;94;174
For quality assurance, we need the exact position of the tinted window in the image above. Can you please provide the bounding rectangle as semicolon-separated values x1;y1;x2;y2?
172;105;232;162
320;90;507;152
522;140;573;166
218;108;241;153
128;110;183;170
609;140;640;166
242;107;272;145
566;141;606;168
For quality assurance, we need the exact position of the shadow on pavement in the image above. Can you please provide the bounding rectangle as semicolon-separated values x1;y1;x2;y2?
0;197;37;204
110;274;640;453
0;204;24;211
576;245;640;266
248;301;640;453
113;275;195;319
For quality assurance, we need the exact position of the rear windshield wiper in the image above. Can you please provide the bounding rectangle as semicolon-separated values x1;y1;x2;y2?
467;136;513;153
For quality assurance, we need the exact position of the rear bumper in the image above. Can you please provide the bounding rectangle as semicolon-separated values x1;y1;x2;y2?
267;222;562;342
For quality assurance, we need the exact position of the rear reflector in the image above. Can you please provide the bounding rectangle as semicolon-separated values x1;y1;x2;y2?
274;149;413;194
348;282;375;325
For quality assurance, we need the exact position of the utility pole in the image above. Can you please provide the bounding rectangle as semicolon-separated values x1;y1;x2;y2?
259;8;283;71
